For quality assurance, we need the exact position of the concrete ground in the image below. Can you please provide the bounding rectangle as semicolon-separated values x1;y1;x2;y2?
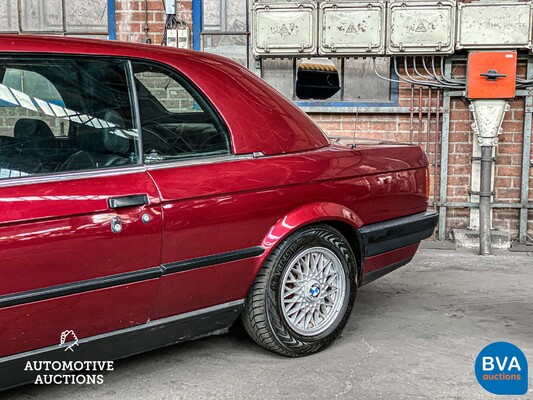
5;248;533;400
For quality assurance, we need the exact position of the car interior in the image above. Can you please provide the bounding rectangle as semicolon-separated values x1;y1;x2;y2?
0;58;230;179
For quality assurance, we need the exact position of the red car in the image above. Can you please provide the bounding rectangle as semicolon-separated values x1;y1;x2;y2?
0;36;437;389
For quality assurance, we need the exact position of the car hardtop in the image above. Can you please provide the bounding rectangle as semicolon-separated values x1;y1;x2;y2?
0;35;329;156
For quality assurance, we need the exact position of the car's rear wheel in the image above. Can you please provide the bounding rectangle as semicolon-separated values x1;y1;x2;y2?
242;224;357;357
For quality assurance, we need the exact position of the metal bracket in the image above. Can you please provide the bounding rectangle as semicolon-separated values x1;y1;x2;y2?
470;190;494;197
471;156;496;162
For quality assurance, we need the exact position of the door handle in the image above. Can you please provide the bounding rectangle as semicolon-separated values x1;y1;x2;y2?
108;194;149;209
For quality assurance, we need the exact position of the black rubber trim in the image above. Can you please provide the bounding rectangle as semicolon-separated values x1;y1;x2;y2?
0;300;244;391
108;194;148;209
359;211;438;257
161;246;265;274
361;257;413;286
0;246;264;309
0;267;162;309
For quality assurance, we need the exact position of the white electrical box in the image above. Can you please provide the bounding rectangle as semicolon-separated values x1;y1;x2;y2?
457;2;533;50
166;26;190;49
386;0;456;54
319;1;385;55
252;2;317;57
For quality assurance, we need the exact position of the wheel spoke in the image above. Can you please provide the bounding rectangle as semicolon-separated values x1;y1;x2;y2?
283;286;301;298
286;302;303;316
294;309;307;326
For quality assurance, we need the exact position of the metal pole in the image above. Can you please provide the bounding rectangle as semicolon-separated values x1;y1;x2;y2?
418;88;423;146
409;85;414;144
519;57;533;243
479;145;493;255
426;87;432;156
438;59;452;240
434;89;441;211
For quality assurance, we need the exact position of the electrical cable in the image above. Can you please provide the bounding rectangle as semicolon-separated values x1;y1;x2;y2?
399;58;456;89
403;57;440;87
423;57;463;87
438;57;466;85
372;57;402;83
413;57;435;80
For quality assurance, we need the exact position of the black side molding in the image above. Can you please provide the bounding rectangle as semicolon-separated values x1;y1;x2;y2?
0;268;162;309
359;211;438;257
0;246;265;309
161;246;265;274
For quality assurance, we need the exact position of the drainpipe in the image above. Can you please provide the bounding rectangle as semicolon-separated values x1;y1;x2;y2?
479;145;493;255
469;99;509;255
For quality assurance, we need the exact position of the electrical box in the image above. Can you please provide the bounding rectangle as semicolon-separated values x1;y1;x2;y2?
166;26;190;49
252;2;317;57
319;1;385;55
165;0;176;15
386;0;456;54
467;51;517;99
457;2;532;50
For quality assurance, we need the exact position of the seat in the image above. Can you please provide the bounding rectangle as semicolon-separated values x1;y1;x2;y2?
8;119;60;174
13;119;58;155
60;124;132;171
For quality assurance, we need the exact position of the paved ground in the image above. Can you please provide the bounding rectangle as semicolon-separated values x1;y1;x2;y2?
5;248;533;399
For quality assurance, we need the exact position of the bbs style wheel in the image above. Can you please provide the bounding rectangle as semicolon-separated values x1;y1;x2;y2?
242;224;357;357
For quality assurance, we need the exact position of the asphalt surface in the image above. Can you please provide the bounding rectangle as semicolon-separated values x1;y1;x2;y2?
5;248;533;400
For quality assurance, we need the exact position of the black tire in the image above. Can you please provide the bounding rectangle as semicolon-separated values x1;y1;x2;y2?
241;224;357;357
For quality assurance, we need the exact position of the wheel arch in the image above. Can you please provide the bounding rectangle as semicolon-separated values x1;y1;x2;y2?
259;202;365;284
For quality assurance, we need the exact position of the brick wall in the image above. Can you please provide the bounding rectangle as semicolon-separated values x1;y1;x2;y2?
115;0;533;240
116;0;191;44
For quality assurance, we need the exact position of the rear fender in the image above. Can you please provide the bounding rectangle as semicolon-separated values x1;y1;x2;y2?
257;202;364;278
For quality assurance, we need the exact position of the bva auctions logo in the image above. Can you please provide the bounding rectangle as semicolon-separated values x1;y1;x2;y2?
475;341;528;395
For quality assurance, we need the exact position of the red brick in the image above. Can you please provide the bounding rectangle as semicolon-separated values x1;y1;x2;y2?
497;165;521;177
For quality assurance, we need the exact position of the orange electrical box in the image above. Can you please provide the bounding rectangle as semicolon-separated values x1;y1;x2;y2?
467;51;517;99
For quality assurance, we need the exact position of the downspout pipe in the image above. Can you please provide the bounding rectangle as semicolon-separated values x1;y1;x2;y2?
479;146;493;255
469;99;509;256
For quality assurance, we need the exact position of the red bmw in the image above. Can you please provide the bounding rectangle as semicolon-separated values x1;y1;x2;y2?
0;36;437;389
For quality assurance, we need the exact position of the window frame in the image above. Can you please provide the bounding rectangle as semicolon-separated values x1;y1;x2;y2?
192;0;399;112
0;53;237;186
130;58;233;164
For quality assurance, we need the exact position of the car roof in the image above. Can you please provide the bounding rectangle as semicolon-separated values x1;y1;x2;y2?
0;35;329;156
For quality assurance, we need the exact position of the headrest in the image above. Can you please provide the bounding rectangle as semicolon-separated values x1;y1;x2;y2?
14;119;57;151
75;111;130;155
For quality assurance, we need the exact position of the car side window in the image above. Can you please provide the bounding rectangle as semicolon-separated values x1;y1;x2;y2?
131;61;230;163
0;57;139;180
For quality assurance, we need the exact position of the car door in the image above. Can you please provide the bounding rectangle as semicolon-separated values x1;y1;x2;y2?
0;56;162;357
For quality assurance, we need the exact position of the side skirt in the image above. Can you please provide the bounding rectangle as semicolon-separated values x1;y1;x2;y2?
0;300;244;391
360;258;413;286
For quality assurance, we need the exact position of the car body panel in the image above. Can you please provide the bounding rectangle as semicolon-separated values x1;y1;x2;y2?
0;279;158;357
0;170;162;357
147;144;427;317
